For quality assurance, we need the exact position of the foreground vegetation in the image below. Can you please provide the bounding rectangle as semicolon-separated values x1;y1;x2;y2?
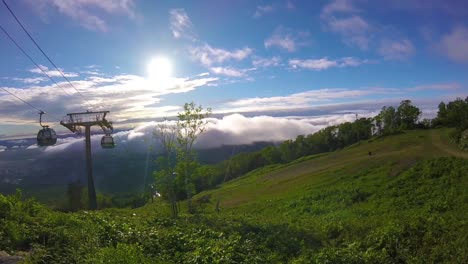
1;128;467;263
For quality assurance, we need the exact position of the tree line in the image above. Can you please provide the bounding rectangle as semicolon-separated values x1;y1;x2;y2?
433;96;468;149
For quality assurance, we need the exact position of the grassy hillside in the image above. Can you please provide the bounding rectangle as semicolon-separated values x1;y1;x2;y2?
0;128;467;263
189;128;468;262
195;128;466;210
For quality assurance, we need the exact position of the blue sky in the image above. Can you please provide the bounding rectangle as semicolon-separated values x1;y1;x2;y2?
0;0;467;140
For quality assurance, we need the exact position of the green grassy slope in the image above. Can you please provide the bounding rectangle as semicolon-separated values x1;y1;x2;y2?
194;128;466;212
183;128;468;262
1;128;467;263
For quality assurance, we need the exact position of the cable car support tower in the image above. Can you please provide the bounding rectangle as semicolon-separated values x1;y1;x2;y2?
60;111;113;210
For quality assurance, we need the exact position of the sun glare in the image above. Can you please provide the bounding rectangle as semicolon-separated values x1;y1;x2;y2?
147;57;173;86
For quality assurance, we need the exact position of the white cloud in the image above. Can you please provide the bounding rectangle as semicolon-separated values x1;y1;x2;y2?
265;34;296;52
189;44;252;66
169;10;253;79
227;89;380;111
327;16;370;50
289;57;367;70
218;84;464;117
34;112;374;152
210;67;246;77
409;82;461;91
286;1;295;10
264;26;310;52
169;8;196;41
321;0;370;50
327;15;369;35
26;144;38;150
253;5;274;18
8;139;28;144
11;77;47;84
252;56;281;67
0;73;218;129
81;70;102;76
29;64;78;78
109;113;369;150
196;111;391;148
289;58;338;70
25;0;137;32
340;57;366;66
321;0;358;17
378;38;415;60
198;114;323;147
202;96;458;147
127;130;145;140
197;72;210;77
437;26;468;63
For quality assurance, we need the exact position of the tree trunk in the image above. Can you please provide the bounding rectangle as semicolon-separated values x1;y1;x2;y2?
169;187;178;217
185;164;193;213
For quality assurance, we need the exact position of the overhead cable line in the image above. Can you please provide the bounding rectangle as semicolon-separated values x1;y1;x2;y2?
0;87;42;112
2;0;94;109
0;24;72;97
0;87;61;121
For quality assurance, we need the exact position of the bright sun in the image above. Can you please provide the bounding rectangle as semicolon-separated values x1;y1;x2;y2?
147;57;173;84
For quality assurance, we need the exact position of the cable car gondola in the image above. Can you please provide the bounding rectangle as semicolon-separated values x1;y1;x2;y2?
101;133;115;149
37;111;57;146
37;127;57;146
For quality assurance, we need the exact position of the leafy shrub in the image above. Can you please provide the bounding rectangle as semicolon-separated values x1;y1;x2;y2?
89;243;156;264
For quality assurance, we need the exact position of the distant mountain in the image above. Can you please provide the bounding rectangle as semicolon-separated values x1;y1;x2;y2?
0;136;275;198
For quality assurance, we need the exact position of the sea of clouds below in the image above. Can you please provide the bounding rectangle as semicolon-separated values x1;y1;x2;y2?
0;110;420;155
2;113;356;150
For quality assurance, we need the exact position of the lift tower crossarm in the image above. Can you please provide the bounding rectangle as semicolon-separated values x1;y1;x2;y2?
60;111;113;210
60;111;112;133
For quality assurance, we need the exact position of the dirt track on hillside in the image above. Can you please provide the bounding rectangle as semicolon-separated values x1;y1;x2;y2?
431;131;468;159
